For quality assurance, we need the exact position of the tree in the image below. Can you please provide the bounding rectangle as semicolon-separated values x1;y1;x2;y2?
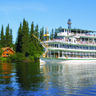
29;21;36;56
35;25;39;38
16;23;23;52
1;25;5;47
40;27;44;41
50;28;54;40
9;29;13;46
5;24;10;46
30;21;34;40
54;29;57;39
15;19;44;58
22;19;30;56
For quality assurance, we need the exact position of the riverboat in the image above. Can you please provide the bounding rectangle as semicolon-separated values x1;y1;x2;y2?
42;19;96;60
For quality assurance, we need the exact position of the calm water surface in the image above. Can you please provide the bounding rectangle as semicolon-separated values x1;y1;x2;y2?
0;61;96;96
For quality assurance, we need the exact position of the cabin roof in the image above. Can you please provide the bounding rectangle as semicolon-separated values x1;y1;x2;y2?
2;47;15;53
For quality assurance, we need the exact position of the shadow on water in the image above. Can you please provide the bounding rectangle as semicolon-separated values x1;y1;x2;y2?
16;62;44;91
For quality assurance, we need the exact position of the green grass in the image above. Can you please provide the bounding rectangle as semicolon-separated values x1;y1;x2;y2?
0;57;7;62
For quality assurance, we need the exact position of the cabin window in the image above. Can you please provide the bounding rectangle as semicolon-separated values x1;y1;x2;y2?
7;50;8;52
6;54;9;56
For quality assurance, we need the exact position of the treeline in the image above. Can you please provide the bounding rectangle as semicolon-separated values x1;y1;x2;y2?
15;19;43;57
0;19;57;62
0;24;13;48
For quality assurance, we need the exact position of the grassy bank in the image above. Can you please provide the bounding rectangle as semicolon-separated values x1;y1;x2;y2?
0;57;7;62
0;53;40;63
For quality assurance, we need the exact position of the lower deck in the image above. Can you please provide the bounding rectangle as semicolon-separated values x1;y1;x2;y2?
46;50;96;59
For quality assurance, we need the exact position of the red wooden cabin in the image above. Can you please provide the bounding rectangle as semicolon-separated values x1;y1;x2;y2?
2;47;15;57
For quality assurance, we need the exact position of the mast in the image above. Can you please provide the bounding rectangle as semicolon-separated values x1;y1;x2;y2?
67;19;72;33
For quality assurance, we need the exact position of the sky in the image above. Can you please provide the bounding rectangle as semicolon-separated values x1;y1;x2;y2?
0;0;96;42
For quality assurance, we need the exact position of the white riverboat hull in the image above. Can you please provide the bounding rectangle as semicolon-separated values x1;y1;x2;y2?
40;57;96;64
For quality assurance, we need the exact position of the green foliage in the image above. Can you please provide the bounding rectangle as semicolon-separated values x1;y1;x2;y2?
30;21;34;37
9;29;13;46
29;55;34;62
0;49;3;56
0;24;13;48
54;29;57;39
50;28;54;40
8;53;25;62
40;27;44;41
15;19;44;61
1;25;5;47
35;25;39;38
5;24;10;46
22;19;30;56
0;19;44;62
16;23;22;52
0;57;7;62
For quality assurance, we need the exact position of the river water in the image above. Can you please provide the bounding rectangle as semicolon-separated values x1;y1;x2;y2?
0;61;96;96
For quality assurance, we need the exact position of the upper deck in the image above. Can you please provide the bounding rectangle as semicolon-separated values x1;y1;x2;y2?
48;31;96;45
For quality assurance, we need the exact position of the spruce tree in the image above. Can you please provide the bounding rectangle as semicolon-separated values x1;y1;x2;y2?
22;19;30;56
16;23;22;52
1;25;5;47
50;28;54;40
30;21;35;40
40;27;44;41
5;24;10;47
9;29;13;46
35;25;39;38
54;29;57;39
29;21;36;56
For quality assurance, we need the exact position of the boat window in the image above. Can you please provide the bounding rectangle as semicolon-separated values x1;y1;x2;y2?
64;45;67;48
86;46;88;49
60;44;63;48
67;45;70;48
69;45;72;48
79;46;82;49
69;39;71;42
90;46;93;50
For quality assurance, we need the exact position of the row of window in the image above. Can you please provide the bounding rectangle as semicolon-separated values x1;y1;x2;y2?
49;44;96;50
48;51;96;57
50;51;96;56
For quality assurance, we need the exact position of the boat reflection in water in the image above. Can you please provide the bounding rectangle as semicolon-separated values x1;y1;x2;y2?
41;60;96;95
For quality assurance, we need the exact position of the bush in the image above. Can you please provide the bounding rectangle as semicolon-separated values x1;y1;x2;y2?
29;56;34;62
0;57;7;62
8;53;26;62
